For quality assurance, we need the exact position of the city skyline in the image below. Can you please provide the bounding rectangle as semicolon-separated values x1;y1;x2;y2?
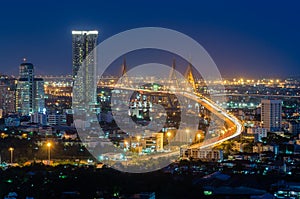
0;1;300;78
1;2;300;198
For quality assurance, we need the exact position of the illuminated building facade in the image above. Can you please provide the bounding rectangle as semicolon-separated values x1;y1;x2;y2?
34;78;45;113
17;63;34;115
0;85;16;115
261;99;282;132
72;30;98;106
48;113;67;126
16;63;45;115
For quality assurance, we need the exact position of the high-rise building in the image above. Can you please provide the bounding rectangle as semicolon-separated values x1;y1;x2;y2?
72;30;98;106
20;63;34;79
16;63;45;115
34;78;45;113
0;85;16;115
72;30;98;78
261;99;282;132
17;63;35;115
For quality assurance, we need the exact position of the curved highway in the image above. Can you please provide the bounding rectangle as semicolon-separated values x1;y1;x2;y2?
109;85;244;150
183;92;243;149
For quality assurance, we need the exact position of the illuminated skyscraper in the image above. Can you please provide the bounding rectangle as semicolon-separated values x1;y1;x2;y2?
72;30;98;106
34;78;45;113
17;63;35;115
16;63;45;115
261;99;282;132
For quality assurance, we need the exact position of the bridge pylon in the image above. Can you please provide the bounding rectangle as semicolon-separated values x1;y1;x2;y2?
120;57;129;86
168;59;180;90
185;63;196;91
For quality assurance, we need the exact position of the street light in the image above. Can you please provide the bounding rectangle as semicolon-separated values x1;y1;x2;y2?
8;147;14;164
197;133;201;143
46;142;51;165
167;132;172;151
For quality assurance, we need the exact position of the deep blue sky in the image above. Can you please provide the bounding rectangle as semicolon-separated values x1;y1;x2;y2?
0;0;300;78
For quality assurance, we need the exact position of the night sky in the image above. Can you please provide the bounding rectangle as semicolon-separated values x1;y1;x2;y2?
0;0;300;78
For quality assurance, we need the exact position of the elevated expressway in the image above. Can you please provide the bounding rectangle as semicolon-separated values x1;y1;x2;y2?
108;85;244;150
183;92;243;149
